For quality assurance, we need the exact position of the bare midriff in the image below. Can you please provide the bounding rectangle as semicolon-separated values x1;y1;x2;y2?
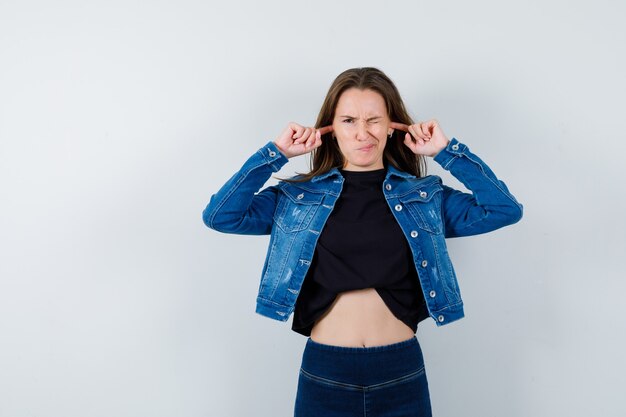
309;288;415;348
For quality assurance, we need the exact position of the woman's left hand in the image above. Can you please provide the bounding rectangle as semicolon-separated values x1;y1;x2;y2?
390;119;450;157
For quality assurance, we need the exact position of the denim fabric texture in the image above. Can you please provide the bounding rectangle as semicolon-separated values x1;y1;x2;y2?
294;336;431;417
202;138;523;326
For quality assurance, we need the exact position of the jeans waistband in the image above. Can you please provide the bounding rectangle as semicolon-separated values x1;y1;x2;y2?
305;335;418;353
301;336;425;386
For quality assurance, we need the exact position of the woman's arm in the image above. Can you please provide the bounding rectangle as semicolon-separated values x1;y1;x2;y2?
201;141;288;235
433;138;523;238
390;119;523;238
202;123;332;235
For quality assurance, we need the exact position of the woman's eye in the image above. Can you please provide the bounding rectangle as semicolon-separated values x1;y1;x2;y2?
343;119;353;123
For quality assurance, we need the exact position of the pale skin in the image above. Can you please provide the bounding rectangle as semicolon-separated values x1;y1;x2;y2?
274;88;450;347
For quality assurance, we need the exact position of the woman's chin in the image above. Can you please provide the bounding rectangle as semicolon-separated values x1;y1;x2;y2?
345;159;383;171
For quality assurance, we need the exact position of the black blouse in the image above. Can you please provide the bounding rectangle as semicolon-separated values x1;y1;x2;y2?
291;167;428;336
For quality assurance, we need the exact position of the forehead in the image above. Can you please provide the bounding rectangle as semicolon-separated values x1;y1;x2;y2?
335;88;387;115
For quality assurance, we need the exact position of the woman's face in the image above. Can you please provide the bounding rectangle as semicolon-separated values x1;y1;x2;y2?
332;88;392;171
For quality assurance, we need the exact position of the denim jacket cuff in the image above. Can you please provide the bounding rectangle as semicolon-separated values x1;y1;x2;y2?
260;141;289;172
432;137;465;169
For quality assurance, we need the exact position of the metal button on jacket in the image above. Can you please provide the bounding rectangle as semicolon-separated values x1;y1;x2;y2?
297;193;304;200
395;204;402;211
438;315;445;322
410;230;418;238
429;290;436;298
385;183;392;191
421;260;428;267
420;191;428;198
452;144;459;151
269;150;276;157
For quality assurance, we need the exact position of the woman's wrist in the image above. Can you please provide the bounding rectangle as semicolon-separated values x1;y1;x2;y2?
431;141;449;158
273;141;291;159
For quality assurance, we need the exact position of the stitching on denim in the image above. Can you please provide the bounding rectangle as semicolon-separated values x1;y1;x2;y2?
430;232;460;303
442;243;460;298
299;368;362;391
441;154;458;170
280;185;326;204
298;367;426;392
367;367;426;391
441;152;522;236
256;296;289;308
258;226;280;295
434;299;463;312
447;150;523;213
388;176;441;199
206;153;269;229
283;182;340;197
363;389;367;417
269;231;297;299
403;198;443;234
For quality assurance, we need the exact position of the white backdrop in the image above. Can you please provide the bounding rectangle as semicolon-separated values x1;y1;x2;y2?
1;1;625;416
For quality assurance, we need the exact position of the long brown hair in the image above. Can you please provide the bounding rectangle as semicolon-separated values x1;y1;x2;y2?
282;67;426;183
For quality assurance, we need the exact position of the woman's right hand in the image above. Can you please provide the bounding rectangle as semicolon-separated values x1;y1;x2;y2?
273;122;333;159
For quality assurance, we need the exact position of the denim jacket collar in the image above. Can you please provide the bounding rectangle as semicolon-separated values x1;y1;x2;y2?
309;163;416;184
386;164;416;180
309;167;342;183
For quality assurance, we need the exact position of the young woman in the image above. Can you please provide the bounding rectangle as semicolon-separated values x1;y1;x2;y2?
202;67;523;417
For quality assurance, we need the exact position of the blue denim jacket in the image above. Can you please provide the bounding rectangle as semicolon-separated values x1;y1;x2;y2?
202;138;523;327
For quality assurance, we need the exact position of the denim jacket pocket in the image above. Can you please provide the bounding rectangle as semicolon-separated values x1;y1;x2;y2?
399;183;444;235
273;183;324;233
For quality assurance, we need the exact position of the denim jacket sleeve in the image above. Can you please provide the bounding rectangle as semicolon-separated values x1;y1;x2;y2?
433;138;523;238
202;141;289;235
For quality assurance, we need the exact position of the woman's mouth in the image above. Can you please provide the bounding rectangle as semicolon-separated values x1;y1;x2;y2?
359;144;375;151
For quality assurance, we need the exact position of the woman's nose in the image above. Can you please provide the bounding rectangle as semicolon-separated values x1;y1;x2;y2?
355;121;369;140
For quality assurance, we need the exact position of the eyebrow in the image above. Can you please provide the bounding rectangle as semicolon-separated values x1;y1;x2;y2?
338;115;383;120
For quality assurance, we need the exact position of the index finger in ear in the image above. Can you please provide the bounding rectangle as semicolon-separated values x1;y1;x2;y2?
317;125;334;135
389;122;409;132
